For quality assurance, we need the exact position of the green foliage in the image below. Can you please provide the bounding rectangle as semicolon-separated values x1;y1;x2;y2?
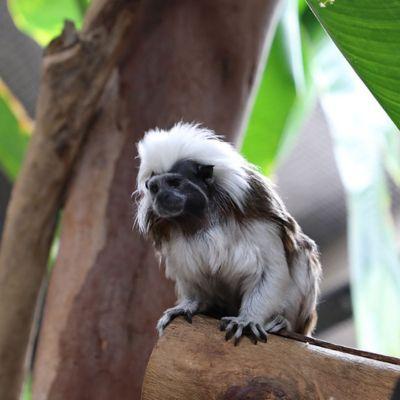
0;81;30;181
316;41;400;356
8;0;90;46
22;375;31;400
307;0;400;130
241;27;298;174
241;1;315;175
307;0;400;355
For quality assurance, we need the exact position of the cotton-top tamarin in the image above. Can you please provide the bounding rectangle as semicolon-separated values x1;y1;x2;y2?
136;123;321;345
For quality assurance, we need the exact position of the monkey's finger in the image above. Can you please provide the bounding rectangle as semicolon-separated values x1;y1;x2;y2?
166;311;180;323
219;320;228;331
233;325;244;346
156;316;170;337
256;323;268;343
220;317;235;331
264;315;284;332
268;318;288;333
156;322;164;335
225;322;238;341
248;334;258;345
249;323;260;344
184;311;193;324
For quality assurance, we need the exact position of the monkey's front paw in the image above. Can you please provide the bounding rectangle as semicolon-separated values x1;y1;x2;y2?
156;307;194;336
220;317;267;346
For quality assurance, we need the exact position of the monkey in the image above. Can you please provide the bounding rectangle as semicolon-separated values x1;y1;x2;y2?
135;122;321;345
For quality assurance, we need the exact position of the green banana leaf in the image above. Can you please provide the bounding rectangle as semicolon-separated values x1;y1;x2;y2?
8;0;90;46
0;81;31;181
307;0;400;130
316;41;400;356
241;0;315;175
22;376;31;400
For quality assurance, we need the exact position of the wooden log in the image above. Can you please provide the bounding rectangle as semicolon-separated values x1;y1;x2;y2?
142;315;400;400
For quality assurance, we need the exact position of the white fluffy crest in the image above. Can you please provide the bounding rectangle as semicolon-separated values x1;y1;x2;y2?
137;122;252;210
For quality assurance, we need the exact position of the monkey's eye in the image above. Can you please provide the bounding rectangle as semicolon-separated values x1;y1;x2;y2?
197;164;214;182
145;172;155;189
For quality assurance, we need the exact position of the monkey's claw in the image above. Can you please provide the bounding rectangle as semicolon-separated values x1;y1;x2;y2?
156;307;193;336
220;317;267;346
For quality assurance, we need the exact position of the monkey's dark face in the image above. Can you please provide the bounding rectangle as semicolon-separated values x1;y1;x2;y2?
146;160;214;220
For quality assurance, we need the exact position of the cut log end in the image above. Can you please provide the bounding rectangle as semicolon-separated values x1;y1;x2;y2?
142;315;400;400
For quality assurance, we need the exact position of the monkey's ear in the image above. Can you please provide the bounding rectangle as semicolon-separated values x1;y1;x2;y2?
198;164;214;181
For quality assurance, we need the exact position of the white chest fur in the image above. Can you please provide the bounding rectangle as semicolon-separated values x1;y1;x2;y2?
162;219;289;290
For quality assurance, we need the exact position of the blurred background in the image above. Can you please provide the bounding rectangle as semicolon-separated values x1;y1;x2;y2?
1;1;399;389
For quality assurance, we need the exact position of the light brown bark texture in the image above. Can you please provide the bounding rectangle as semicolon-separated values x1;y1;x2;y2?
143;316;400;400
31;1;282;399
0;1;139;399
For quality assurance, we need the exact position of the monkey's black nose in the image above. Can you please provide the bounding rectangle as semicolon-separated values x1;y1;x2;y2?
155;190;185;217
157;191;178;205
148;174;186;217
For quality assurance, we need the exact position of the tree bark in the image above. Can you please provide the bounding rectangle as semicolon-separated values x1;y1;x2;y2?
143;316;400;400
32;1;282;399
0;1;138;399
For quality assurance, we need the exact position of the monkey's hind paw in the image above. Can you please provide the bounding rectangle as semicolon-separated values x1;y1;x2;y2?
264;314;291;333
220;317;267;346
156;307;194;337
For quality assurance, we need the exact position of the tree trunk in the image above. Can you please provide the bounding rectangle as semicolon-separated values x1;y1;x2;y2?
32;1;281;399
142;316;400;400
0;1;138;399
